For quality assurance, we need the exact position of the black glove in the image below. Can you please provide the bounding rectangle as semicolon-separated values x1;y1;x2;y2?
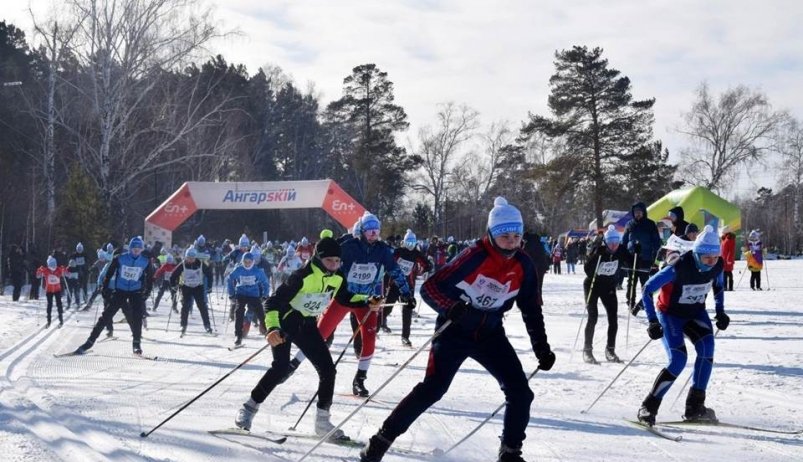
446;301;470;322
535;346;556;371
647;320;663;340
715;312;730;330
634;240;642;254
102;287;113;299
401;294;417;308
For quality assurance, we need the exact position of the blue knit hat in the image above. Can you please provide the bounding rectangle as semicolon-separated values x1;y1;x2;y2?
47;256;57;269
693;225;721;255
360;212;381;232
76;242;84;253
129;236;144;249
166;254;175;264
241;252;254;263
196;234;206;246
185;246;198;258
238;234;250;248
487;197;523;238
604;224;621;244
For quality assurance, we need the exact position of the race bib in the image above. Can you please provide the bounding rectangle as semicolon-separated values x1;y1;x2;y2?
75;257;85;266
67;272;78;280
47;274;60;285
396;258;415;276
183;268;203;287
164;271;173;279
347;263;378;285
121;265;143;282
457;274;516;311
291;292;332;316
239;275;257;286
678;282;712;304
597;261;619;277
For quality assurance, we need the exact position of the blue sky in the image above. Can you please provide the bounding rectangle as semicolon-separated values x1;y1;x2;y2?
5;0;803;197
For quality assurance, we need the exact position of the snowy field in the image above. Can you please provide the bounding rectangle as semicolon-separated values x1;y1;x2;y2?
1;260;801;462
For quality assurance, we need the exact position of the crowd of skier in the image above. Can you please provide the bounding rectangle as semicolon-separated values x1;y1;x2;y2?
0;196;771;462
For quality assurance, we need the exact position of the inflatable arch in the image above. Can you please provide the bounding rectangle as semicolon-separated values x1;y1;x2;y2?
144;180;366;248
647;186;741;234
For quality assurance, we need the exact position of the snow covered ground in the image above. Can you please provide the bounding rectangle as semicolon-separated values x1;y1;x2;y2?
1;260;801;461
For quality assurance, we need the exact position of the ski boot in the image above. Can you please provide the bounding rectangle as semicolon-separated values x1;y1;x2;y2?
637;395;661;426
353;369;370;397
45;320;51;329
380;324;391;334
683;388;717;422
233;337;242;348
235;398;260;431
498;443;527;462
605;347;622;363
75;342;92;355
106;331;114;339
58;321;63;328
401;337;412;347
582;348;599;365
360;431;393;462
629;300;644;316
315;407;346;440
206;326;214;334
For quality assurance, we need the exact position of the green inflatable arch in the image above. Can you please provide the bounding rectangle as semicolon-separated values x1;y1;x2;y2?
647;186;741;232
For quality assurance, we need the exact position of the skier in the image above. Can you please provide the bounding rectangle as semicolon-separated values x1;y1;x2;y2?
445;236;458;262
636;225;730;426
276;246;303;286
152;253;178;312
70;242;90;301
720;227;736;291
74;237;153;355
381;229;431;346
668;206;689;238
234;237;374;440
296;236;314;263
227;252;270;347
285;212;414;397
169;247;214;336
83;249;111;311
7;244;26;301
745;230;763;290
551;240;563;274
621;202;662;313
36;256;67;328
582;225;627;364
359;197;555;462
64;259;82;309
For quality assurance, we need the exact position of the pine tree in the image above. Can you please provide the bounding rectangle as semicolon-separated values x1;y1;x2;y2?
524;46;655;228
55;164;110;254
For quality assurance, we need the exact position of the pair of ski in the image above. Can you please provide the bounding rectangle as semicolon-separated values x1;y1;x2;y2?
53;349;158;361
626;418;802;441
209;427;439;457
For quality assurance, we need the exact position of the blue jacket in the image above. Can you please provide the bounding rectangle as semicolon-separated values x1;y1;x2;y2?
228;264;270;298
642;252;725;321
103;252;151;293
621;201;662;266
340;236;411;303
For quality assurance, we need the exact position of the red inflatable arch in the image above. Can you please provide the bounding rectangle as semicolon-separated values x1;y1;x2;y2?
144;180;366;247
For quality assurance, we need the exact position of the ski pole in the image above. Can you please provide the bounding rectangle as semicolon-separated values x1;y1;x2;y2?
626;253;638;352
140;342;271;438
207;289;217;331
165;290;175;332
571;255;601;361
289;309;375;431
297;320;454;462
581;338;652;414
764;260;771;291
669;329;720;410
442;368;540;455
735;262;748;290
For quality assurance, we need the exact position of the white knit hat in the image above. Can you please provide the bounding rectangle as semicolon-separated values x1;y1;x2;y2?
693;225;721;255
487;197;523;238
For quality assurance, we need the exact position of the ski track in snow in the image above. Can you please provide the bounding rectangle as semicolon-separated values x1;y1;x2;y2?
1;260;803;461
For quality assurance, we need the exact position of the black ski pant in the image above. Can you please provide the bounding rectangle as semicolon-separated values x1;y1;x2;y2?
250;316;336;410
723;271;733;290
153;281;176;311
180;286;211;330
583;278;618;350
750;270;761;289
45;291;64;324
235;296;263;340
626;262;653;308
380;326;533;448
78;268;89;299
11;272;24;301
86;291;143;349
29;273;40;299
552;261;561;274
383;283;416;339
67;279;81;307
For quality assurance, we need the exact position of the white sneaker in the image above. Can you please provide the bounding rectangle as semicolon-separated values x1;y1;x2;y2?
315;408;345;439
